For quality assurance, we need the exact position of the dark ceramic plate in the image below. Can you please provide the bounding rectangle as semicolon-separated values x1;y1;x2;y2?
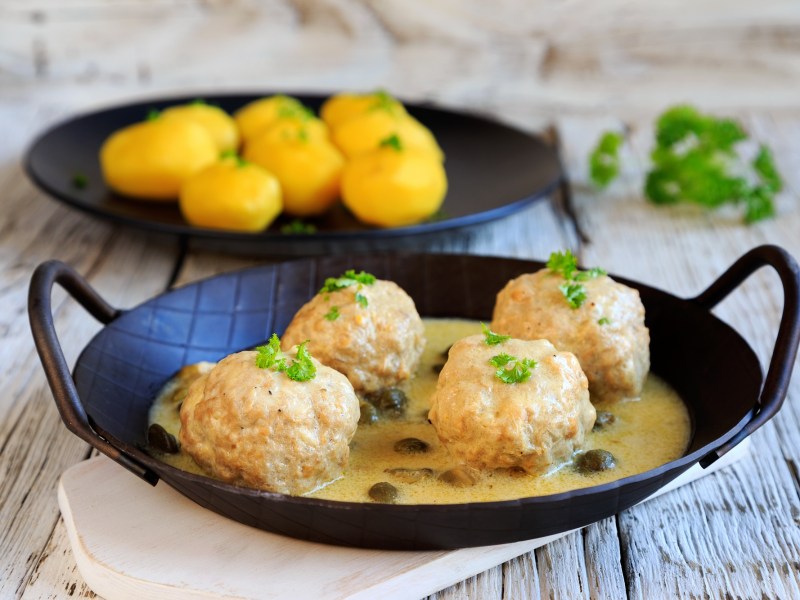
23;93;561;255
29;246;800;550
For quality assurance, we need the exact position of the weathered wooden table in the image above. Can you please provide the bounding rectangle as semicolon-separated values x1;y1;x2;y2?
2;2;800;598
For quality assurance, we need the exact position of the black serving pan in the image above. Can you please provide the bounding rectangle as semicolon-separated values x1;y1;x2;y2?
29;246;800;550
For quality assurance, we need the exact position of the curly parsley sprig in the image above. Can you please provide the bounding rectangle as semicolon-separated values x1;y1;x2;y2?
547;250;606;309
481;323;510;346
255;334;316;382
589;131;624;189
489;353;537;384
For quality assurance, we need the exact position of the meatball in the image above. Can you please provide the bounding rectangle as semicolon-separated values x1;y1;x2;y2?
428;335;595;474
282;279;425;393
179;349;359;495
491;270;649;401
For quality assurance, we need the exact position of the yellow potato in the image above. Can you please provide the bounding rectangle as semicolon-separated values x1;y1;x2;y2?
252;116;329;145
234;95;311;144
179;157;282;232
161;102;239;152
332;110;443;161
341;141;448;227
320;90;406;129
244;137;344;217
100;118;217;201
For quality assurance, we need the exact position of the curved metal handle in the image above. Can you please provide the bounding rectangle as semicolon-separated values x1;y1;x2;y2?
693;245;800;466
28;260;158;485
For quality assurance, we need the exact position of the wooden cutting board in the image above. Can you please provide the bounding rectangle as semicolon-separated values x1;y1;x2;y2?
58;440;750;600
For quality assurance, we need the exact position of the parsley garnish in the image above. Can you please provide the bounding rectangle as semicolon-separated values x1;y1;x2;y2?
598;317;611;326
482;323;510;346
71;173;88;189
220;149;248;168
489;353;537;384
380;134;403;152
355;292;368;308
369;89;400;114
588;106;783;224
146;109;161;121
255;334;316;382
281;219;317;235
319;270;376;294
589;131;624;189
547;250;605;309
324;306;340;321
284;340;316;382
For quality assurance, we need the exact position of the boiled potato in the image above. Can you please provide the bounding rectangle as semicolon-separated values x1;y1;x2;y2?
341;137;447;227
234;95;311;144
179;156;282;232
321;90;406;129
252;116;329;145
332;110;443;161
161;102;239;152
100;118;217;200
244;136;344;217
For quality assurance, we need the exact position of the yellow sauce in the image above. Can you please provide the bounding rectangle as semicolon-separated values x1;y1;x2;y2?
149;319;691;504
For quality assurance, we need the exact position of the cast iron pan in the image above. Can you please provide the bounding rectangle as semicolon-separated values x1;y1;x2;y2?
23;93;561;256
29;246;800;550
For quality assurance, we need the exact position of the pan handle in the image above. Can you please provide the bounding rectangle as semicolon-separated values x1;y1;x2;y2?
28;260;159;485
691;245;800;467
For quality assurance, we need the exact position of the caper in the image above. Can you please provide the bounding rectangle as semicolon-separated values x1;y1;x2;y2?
358;402;379;425
592;411;616;431
365;387;408;419
393;438;429;454
147;423;179;454
385;467;434;483
368;481;399;503
438;467;477;487
574;449;616;474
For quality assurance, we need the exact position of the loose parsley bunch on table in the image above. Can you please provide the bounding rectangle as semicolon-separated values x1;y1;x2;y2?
588;105;783;224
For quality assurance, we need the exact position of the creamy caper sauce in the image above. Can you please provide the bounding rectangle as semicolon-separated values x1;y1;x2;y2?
148;319;691;504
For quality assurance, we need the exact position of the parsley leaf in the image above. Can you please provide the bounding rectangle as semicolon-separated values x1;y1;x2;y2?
598;317;611;326
284;340;317;382
280;219;317;235
220;149;248;168
489;353;537;384
547;250;579;280
324;306;340;321
319;270;376;294
574;267;607;281
355;292;368;308
753;145;783;193
380;133;403;152
255;334;287;371
589;131;624;189
146;109;161;121
559;283;587;309
71;173;88;189
482;322;510;346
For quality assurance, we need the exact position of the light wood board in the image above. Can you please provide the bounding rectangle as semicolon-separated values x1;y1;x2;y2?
58;441;750;600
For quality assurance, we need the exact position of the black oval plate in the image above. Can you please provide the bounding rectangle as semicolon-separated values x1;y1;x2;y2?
23;93;561;255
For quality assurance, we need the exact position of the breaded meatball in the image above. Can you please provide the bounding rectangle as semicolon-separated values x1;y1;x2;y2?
179;349;359;495
282;279;425;393
491;269;649;402
428;335;595;474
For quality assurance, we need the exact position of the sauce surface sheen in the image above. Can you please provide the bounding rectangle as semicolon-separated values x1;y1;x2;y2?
149;319;691;504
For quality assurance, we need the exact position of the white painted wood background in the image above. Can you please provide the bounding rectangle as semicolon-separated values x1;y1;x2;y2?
1;1;799;598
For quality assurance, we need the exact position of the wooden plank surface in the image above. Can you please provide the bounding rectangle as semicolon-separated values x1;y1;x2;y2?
2;1;800;598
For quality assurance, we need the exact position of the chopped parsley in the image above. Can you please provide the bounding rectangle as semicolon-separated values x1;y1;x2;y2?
71;173;88;189
324;306;340;321
255;334;316;382
482;322;510;346
219;149;248;168
355;292;369;308
589;131;624;189
280;219;317;235
547;250;605;309
146;109;161;121
380;133;403;152
598;317;611;326
489;353;537;384
319;270;376;294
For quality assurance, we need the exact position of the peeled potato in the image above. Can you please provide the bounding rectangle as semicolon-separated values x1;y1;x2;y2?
320;91;406;129
100;118;217;200
234;95;311;144
161;102;239;152
244;137;344;217
179;158;282;232
341;143;447;227
332;110;443;161
252;116;329;146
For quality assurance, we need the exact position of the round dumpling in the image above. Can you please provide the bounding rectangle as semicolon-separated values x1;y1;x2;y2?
428;335;595;474
491;269;649;402
179;348;359;495
282;275;425;393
